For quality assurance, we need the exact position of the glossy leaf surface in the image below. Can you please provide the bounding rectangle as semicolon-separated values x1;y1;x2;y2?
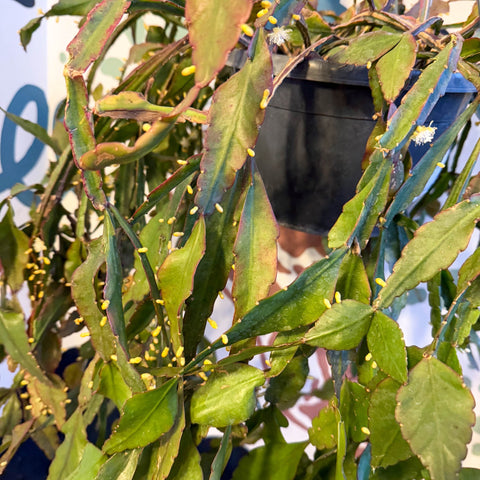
369;378;412;468
186;0;252;88
328;157;391;249
190;364;264;427
66;0;130;74
196;29;272;214
332;32;402;65
0;207;29;291
232;166;278;322
377;196;480;308
376;33;417;102
104;378;178;454
396;357;475;480
0;310;49;384
158;216;205;350
367;312;408;383
304;300;374;350
96;449;141;480
379;37;462;151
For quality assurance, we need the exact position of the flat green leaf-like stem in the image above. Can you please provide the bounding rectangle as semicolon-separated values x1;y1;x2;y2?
95;91;207;123
0;310;50;385
304;300;374;350
190;364;264;427
196;29;272;214
396;357;475;480
188;248;346;367
186;0;252;88
232;166;279;321
79;120;176;170
376;196;480;309
379;36;462;151
66;0;130;75
103;378;178;454
332;31;402;65
367;312;408;383
158;217;206;351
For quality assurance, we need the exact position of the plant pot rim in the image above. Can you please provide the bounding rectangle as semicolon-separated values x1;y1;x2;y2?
228;49;477;93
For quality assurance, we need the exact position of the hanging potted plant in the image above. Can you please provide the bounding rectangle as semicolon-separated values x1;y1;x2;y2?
0;0;479;479
237;0;479;233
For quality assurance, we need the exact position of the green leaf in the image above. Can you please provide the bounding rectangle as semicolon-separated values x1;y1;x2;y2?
64;443;107;480
148;407;185;480
460;469;480;480
0;107;62;155
378;37;462;151
304;300;374;350
332;32;402;65
47;410;88;480
158;217;206;350
27;376;67;429
183;171;245;360
340;380;370;443
336;421;347;480
336;252;371;304
232;166;278;322
186;0;252;87
384;99;478;225
231;442;307;480
209;425;232;480
103;378;178;454
0;310;49;384
196;29;272;214
47;0;98;16
66;0;129;74
167;428;203;480
376;33;417;102
328;158;391;249
71;239;116;360
80;120;176;170
0;395;21;438
376;197;480;309
104;211;127;351
98;362;132;410
208;248;346;350
444;136;480;210
367;312;407;383
369;378;412;468
190;364;264;427
96;449;142;480
267;327;307;378
308;402;341;450
396;357;475;480
370;457;426;479
0;207;29;291
95;91;206;123
64;76;106;209
265;354;308;410
19;16;43;50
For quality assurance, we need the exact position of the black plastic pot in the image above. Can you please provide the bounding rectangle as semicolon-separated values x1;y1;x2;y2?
251;55;476;234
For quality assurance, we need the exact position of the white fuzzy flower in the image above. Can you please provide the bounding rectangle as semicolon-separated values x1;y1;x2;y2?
32;237;47;253
411;123;437;146
268;26;290;46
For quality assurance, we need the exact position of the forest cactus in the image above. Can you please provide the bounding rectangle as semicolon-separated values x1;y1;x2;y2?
0;0;479;479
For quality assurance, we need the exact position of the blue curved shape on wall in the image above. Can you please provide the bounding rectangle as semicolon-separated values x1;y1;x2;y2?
0;84;48;205
12;0;35;7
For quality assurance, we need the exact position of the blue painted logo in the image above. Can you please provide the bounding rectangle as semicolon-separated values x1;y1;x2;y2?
12;0;35;7
0;85;48;205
